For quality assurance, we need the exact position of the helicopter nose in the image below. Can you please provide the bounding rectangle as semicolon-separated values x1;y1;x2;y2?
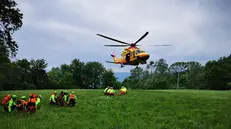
137;53;150;60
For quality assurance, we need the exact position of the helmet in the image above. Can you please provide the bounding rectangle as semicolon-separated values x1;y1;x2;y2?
21;96;26;99
39;95;42;98
71;91;74;94
12;95;17;98
64;91;68;95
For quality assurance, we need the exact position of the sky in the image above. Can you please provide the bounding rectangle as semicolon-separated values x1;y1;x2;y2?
13;0;231;73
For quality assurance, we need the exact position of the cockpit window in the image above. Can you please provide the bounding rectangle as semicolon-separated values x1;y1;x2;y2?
136;50;145;54
136;50;140;54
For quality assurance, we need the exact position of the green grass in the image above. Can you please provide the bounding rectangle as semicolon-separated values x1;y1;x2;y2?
1;89;231;129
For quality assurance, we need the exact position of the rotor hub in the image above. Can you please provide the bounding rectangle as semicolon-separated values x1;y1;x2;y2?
130;43;136;46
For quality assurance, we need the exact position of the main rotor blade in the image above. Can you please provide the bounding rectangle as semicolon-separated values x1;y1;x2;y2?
148;45;172;46
104;45;129;47
134;32;149;44
97;34;130;45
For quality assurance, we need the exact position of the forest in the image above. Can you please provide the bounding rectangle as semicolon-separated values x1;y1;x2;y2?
1;0;231;91
123;57;231;90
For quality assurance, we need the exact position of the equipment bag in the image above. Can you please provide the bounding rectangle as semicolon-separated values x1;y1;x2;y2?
1;95;11;105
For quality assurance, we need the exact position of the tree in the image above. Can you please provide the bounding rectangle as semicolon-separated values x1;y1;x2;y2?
169;62;188;88
154;58;169;75
47;64;76;89
186;61;203;89
129;67;143;89
29;59;48;89
3;62;21;90
204;56;231;90
70;59;85;88
169;62;188;73
15;58;32;84
102;68;118;89
82;62;105;88
0;0;23;57
146;61;155;73
47;67;62;84
59;64;75;88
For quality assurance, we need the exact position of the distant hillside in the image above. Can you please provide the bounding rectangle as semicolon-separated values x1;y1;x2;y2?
114;72;130;82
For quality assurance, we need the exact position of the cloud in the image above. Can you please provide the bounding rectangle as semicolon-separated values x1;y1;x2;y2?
13;0;231;72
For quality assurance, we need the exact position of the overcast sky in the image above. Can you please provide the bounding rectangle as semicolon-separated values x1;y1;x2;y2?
13;0;231;72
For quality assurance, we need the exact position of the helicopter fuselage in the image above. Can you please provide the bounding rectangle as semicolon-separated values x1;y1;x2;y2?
118;47;150;66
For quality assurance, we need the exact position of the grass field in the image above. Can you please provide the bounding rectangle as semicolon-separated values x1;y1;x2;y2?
1;89;231;129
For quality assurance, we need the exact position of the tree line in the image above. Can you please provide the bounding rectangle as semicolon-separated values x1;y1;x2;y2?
0;0;120;90
0;57;120;90
1;0;231;91
122;56;231;90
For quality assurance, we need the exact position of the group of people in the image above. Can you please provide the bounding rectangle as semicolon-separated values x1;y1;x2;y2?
2;87;124;113
104;86;127;96
1;94;42;113
49;91;76;107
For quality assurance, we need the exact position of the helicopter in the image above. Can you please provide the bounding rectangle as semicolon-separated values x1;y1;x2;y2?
96;32;171;68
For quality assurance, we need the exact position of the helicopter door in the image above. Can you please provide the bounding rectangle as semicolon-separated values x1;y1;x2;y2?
126;52;130;63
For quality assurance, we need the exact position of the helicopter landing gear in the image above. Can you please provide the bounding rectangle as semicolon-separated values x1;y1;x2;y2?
140;61;147;64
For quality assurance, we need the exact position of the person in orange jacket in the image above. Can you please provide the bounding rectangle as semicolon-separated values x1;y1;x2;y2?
27;94;37;112
68;91;76;107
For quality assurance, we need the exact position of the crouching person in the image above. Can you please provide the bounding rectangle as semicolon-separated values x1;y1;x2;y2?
16;96;28;112
50;91;57;105
2;95;17;113
57;91;65;107
68;91;76;107
107;87;115;96
104;86;109;95
120;86;127;95
27;94;37;113
35;95;42;110
62;91;69;107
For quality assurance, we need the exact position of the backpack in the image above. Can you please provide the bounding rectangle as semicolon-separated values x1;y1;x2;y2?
1;94;11;105
58;93;64;102
69;94;75;99
28;94;37;103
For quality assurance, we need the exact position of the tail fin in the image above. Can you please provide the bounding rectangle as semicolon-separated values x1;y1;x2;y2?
111;50;117;62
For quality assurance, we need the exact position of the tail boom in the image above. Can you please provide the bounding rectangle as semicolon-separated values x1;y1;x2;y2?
106;54;122;64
